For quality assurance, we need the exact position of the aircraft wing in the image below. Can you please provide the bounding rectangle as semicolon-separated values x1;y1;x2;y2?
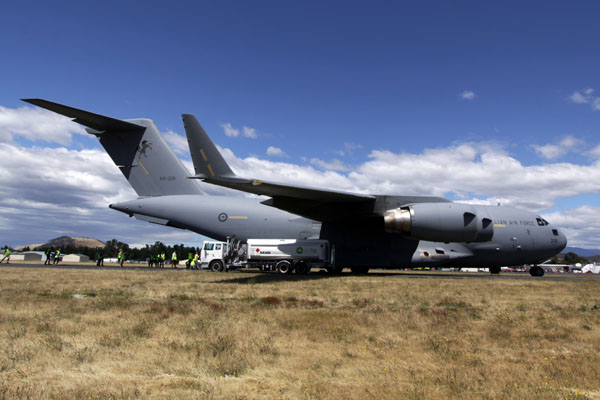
183;113;449;221
198;175;373;202
195;174;377;221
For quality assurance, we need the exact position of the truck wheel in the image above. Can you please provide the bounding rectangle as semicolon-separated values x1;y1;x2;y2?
210;260;224;272
489;266;501;275
277;260;293;274
351;267;369;274
295;261;308;274
529;266;544;277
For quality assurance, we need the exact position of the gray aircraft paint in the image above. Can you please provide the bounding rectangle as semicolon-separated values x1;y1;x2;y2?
106;118;205;197
22;99;204;197
23;99;567;271
109;195;321;241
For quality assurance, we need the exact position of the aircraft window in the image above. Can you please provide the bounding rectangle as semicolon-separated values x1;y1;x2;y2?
204;243;214;250
216;244;221;250
552;229;558;236
536;218;544;226
435;249;445;255
542;219;549;225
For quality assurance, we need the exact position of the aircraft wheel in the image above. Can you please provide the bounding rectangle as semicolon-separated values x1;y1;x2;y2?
295;261;309;274
529;266;544;277
350;267;369;274
490;266;501;275
326;265;344;274
210;260;224;272
277;260;293;274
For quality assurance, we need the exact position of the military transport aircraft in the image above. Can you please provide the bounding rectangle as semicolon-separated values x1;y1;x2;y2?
23;99;567;276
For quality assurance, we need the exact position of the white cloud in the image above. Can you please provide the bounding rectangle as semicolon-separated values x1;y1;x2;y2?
2;104;600;250
587;145;600;159
0;105;86;145
266;146;286;157
542;206;600;249
310;158;351;171
162;130;189;156
242;126;258;139
569;88;600;111
569;88;592;104
460;90;476;100
217;141;600;214
532;136;585;159
0;141;201;247
334;142;363;156
221;122;239;137
221;123;259;139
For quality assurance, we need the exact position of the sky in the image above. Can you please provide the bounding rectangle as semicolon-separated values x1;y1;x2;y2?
1;1;600;249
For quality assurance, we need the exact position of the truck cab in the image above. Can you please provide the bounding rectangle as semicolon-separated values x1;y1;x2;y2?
200;241;228;271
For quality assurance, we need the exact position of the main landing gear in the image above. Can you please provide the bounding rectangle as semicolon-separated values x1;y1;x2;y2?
489;266;501;275
529;266;544;277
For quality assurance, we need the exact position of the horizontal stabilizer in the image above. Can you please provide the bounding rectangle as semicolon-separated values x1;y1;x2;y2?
22;98;143;132
24;99;205;197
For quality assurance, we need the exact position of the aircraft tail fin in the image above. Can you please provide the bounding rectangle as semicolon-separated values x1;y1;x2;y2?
182;114;235;178
22;99;205;197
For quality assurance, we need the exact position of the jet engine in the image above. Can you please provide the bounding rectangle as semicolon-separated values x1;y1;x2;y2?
384;203;493;242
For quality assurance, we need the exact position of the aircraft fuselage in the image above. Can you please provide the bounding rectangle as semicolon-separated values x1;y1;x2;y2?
110;195;566;269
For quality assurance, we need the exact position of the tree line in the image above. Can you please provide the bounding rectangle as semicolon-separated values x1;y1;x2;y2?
549;252;590;265
32;239;201;261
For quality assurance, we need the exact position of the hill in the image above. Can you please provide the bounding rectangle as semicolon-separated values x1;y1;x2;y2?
562;246;600;258
17;236;105;251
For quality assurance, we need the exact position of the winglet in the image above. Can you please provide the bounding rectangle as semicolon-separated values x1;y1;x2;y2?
22;98;144;132
182;114;235;178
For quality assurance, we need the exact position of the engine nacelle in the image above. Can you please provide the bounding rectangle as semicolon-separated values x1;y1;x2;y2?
384;203;493;242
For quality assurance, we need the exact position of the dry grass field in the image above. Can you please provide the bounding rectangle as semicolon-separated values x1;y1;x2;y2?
0;267;599;399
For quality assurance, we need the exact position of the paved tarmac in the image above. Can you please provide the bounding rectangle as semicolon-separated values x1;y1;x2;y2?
1;262;599;281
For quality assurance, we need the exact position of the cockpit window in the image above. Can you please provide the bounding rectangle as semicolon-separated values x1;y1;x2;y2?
536;218;544;226
552;229;558;236
542;219;549;225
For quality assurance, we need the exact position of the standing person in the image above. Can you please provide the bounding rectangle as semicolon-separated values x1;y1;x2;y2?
118;249;125;267
171;250;178;268
53;249;61;265
96;250;104;267
48;248;55;266
186;250;194;269
0;246;11;264
191;250;199;270
160;252;166;268
44;248;51;265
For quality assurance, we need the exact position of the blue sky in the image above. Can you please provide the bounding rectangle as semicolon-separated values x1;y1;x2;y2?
1;1;600;249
